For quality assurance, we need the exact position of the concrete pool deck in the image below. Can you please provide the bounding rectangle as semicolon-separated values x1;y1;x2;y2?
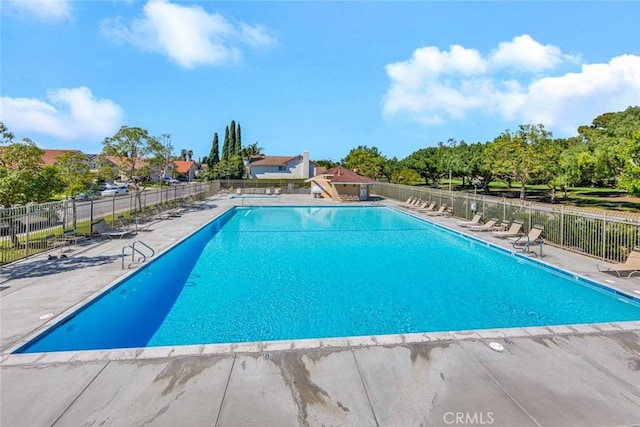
1;195;639;426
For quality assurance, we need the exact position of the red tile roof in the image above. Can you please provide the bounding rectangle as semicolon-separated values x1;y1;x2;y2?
172;160;196;174
321;166;376;183
104;155;148;169
41;149;83;166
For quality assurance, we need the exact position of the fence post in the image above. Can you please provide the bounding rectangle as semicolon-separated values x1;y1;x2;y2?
25;209;30;259
560;205;564;249
111;196;116;227
503;198;506;221
90;200;94;235
602;211;607;259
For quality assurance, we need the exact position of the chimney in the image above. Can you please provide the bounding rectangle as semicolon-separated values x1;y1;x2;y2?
302;151;310;178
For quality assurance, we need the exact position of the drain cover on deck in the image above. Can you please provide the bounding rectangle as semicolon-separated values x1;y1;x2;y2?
489;342;504;352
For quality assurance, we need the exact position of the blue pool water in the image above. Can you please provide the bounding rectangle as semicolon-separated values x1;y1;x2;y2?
18;206;640;353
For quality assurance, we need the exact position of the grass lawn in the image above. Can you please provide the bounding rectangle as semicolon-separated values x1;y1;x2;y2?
437;180;640;212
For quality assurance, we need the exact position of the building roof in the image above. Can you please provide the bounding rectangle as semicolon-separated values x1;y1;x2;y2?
248;154;318;167
41;149;83;166
172;160;196;174
104;155;148;169
248;155;300;166
319;166;377;184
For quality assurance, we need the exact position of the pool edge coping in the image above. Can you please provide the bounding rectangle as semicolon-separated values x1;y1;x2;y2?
3;203;640;364
2;320;639;366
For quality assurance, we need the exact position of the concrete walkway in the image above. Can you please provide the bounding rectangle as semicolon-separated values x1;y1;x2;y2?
1;195;639;426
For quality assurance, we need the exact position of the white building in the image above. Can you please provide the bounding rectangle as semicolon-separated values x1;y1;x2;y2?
247;151;317;179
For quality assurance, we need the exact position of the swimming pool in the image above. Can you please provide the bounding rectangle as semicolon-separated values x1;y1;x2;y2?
17;206;640;353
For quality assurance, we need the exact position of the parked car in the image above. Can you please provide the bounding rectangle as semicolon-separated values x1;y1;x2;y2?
101;187;129;196
162;177;180;185
72;190;101;201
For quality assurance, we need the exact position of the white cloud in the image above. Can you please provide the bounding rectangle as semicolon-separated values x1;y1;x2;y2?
382;35;640;136
0;87;124;140
489;34;580;72
6;0;71;21
517;55;640;132
100;0;277;68
239;22;277;48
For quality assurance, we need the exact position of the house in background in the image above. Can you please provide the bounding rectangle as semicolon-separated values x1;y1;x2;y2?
87;154;118;174
247;151;317;179
307;166;376;202
41;149;86;166
170;160;198;180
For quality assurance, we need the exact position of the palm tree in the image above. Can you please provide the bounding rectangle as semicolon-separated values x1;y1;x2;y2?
241;142;264;160
187;150;193;161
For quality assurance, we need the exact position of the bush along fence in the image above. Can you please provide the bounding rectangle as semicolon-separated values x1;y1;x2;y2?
373;182;640;264
0;181;220;265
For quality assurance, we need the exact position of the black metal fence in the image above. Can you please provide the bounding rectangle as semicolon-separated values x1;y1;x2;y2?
0;181;220;265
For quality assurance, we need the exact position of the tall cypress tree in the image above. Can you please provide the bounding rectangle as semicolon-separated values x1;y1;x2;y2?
229;120;237;157
222;126;230;161
208;133;220;167
236;123;242;155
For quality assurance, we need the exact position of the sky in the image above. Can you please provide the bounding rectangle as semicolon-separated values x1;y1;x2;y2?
1;1;639;163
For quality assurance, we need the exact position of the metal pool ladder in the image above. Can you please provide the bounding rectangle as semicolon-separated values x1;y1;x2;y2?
121;240;155;269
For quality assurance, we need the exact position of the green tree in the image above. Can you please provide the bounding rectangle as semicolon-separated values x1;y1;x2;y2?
241;142;264;160
457;142;494;193
578;106;640;187
618;128;640;195
382;156;401;182
208;133;220;168
221;126;230;161
0;138;60;207
315;159;339;169
391;168;422;185
102;126;163;210
209;155;244;180
0;136;61;247
0;122;14;144
484;124;552;201
342;146;386;178
56;151;93;199
229;120;237;157
180;149;187;161
235;123;242;156
533;137;568;202
401;147;446;186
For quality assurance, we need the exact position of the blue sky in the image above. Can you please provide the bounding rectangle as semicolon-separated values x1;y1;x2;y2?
2;1;639;162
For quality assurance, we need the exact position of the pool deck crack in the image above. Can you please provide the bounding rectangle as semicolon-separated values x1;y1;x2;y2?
214;353;236;427
50;361;111;427
350;347;380;427
459;343;542;427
